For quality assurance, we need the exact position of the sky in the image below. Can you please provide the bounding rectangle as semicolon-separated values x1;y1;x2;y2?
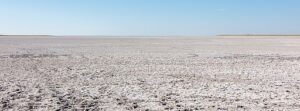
0;0;300;36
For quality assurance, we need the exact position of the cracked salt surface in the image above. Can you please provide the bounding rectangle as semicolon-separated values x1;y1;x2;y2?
1;36;300;110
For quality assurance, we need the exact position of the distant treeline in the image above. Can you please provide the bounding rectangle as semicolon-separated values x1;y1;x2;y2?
218;34;300;36
0;35;52;36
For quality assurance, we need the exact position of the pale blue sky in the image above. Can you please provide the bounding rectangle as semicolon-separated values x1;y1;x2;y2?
0;0;300;36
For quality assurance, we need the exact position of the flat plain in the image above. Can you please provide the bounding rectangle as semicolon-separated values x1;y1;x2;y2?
1;36;300;110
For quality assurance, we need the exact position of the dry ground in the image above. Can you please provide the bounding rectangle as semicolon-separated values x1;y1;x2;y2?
1;36;300;110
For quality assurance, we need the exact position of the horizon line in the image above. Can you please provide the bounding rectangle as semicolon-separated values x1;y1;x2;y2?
2;34;300;37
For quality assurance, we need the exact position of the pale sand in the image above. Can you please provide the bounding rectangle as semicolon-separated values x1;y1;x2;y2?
1;36;300;110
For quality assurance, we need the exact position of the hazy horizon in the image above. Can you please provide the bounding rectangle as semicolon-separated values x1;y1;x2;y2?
1;0;300;36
